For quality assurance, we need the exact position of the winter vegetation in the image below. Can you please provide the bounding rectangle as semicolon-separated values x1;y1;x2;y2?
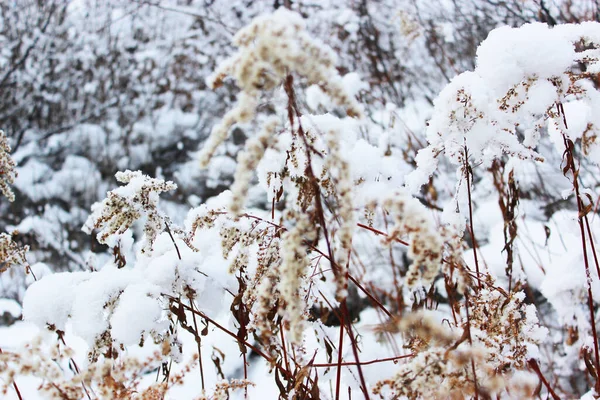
2;0;600;399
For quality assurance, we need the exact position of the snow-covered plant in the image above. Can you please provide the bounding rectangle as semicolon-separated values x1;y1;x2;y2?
374;289;546;399
407;22;600;209
196;8;371;344
200;7;363;169
0;336;203;399
83;170;176;254
6;3;600;400
401;20;600;397
0;233;29;274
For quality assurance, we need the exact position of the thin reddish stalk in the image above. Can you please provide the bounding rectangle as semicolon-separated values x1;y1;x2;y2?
57;332;92;400
561;129;600;391
356;222;409;246
164;295;292;378
341;299;371;400
348;275;393;318
285;74;370;398
312;353;414;368
319;290;370;400
279;319;290;376
584;215;600;279
464;145;482;290
335;314;345;400
382;207;403;312
528;359;560;400
189;298;205;391
243;351;248;399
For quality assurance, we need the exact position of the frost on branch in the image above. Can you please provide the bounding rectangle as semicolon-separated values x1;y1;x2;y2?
0;130;16;202
83;170;176;254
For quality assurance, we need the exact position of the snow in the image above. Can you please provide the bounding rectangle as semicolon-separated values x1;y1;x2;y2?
23;271;91;332
476;23;575;95
110;283;167;345
3;3;600;399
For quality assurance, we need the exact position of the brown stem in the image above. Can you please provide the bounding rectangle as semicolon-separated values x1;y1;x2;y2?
188;298;205;391
528;359;560;400
312;353;414;368
164;295;293;379
279;319;290;377
464;145;482;290
341;299;371;400
561;130;600;392
335;313;345;400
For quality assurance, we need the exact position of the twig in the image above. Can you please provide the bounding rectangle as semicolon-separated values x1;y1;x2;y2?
528;359;561;400
464;145;482;290
188;298;205;391
312;353;414;368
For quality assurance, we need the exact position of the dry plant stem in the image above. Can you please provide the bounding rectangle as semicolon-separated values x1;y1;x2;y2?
165;295;292;379
310;239;394;318
243;351;248;399
315;290;346;400
527;359;560;400
356;222;409;246
340;299;371;400
335;314;345;400
170;295;387;394
311;354;414;368
347;274;393;318
284;75;370;398
361;220;509;301
491;162;518;292
165;223;182;261
584;216;600;280
444;274;459;325
318;291;369;400
217;211;395;318
382;208;403;312
464;145;482;290
189;298;205;392
283;75;339;279
463;291;479;400
562;132;600;392
57;331;92;400
279;320;290;378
